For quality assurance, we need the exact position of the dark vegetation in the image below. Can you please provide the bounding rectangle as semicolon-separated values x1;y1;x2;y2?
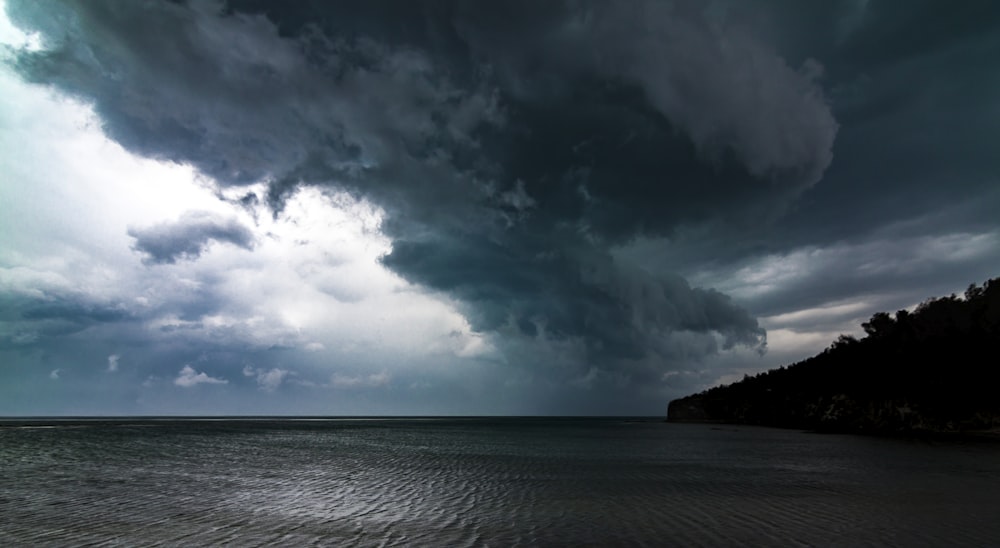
668;278;1000;435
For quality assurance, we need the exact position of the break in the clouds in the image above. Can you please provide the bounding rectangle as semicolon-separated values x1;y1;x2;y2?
1;0;998;415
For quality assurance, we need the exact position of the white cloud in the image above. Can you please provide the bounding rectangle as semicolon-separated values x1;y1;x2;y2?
257;368;290;392
0;58;483;376
243;365;291;392
174;365;227;387
762;301;871;331
0;0;41;52
106;354;119;372
49;368;61;380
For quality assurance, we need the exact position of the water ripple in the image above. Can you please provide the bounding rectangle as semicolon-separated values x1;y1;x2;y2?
3;419;1000;546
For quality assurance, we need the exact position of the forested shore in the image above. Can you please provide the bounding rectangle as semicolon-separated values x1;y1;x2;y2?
668;278;1000;436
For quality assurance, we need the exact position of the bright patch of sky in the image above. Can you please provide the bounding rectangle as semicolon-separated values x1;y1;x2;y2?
0;11;495;413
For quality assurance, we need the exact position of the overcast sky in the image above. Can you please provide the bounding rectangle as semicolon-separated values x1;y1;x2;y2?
2;0;998;416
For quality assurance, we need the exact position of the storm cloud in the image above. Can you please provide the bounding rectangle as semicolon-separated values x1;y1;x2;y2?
2;0;810;379
3;0;998;414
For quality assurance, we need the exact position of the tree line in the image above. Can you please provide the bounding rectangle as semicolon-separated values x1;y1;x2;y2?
668;278;1000;434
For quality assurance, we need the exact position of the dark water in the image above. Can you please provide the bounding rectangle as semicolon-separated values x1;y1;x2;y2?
2;418;1000;546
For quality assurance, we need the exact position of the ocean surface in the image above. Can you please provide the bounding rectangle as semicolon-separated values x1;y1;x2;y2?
2;418;1000;546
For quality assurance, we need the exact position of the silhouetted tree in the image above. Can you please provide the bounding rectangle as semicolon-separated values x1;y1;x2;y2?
862;311;895;338
668;277;1000;434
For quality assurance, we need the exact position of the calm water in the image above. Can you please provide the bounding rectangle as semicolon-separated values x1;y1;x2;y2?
2;418;999;546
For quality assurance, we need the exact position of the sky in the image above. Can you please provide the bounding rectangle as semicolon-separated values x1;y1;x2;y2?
1;0;998;416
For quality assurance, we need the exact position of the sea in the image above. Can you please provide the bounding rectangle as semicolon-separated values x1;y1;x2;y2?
2;417;999;547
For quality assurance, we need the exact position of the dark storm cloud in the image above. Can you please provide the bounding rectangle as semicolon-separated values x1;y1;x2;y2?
21;301;129;323
4;0;860;386
453;0;836;188
604;0;1000;337
127;211;255;264
0;290;132;347
763;0;1000;244
384;233;763;365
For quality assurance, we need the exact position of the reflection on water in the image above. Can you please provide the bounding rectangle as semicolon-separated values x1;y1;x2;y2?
2;418;999;546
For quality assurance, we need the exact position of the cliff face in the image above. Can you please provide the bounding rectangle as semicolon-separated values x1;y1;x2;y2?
668;278;1000;436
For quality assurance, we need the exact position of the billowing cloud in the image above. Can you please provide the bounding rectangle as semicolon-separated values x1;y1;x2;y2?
127;211;254;264
3;0;783;390
3;1;997;414
454;0;837;187
174;364;227;387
